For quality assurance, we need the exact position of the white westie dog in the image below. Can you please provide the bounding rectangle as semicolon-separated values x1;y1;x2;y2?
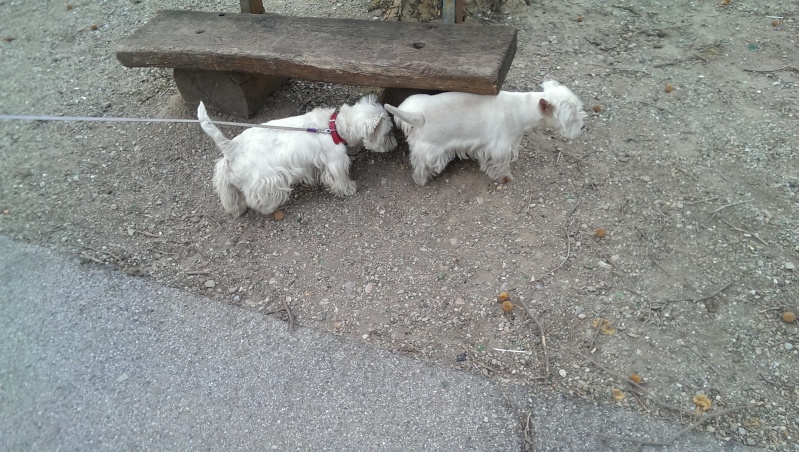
384;77;587;186
197;95;396;217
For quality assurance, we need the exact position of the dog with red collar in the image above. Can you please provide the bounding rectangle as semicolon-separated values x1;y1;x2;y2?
198;95;395;217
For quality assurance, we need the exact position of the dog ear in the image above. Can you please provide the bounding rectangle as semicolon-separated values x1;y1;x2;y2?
538;98;555;116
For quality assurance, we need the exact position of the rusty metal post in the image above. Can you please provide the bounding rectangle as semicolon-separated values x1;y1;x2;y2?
240;0;264;14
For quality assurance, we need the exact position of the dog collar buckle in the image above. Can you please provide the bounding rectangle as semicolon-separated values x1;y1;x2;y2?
329;111;347;145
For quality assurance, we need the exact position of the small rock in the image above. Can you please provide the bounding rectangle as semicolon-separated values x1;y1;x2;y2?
785;343;794;351
559;369;567;378
204;280;216;288
127;228;134;236
365;283;373;294
739;427;747;436
449;238;458;246
454;298;465;305
746;438;756;446
784;262;796;271
641;175;651;182
577;313;587;320
116;373;129;383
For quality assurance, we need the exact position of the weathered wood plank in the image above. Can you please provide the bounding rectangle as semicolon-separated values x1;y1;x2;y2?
116;10;517;94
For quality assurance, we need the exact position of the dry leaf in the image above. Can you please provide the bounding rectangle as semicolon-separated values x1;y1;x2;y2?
612;388;625;400
629;373;643;384
693;394;712;413
273;211;285;221
497;292;510;302
594;228;607;238
501;300;515;313
783;311;796;323
592;318;616;335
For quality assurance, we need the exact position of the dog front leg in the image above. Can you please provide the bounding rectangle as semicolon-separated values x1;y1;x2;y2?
321;152;357;196
480;152;514;184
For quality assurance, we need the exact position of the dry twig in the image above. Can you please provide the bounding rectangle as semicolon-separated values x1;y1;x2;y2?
575;350;697;417
656;281;732;310
707;200;750;223
74;243;121;261
519;301;551;379
596;405;753;447
720;220;768;246
185;270;210;276
685;345;719;374
281;297;295;333
744;65;799;74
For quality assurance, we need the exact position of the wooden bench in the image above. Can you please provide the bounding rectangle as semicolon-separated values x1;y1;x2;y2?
115;10;517;117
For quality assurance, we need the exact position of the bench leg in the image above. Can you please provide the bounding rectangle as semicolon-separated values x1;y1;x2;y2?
173;69;285;118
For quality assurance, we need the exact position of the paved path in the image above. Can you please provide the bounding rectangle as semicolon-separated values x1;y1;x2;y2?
0;237;750;451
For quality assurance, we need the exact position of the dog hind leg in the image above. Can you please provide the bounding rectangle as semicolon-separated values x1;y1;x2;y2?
214;163;248;217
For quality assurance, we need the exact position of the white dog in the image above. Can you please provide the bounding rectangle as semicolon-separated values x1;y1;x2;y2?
384;77;587;186
197;95;396;217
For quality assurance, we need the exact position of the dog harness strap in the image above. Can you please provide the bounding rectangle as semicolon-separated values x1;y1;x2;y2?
329;111;347;145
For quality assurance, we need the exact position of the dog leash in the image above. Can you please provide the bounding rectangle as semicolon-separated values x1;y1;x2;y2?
0;114;336;135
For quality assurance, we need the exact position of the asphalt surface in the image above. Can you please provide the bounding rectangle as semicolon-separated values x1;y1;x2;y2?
0;236;752;451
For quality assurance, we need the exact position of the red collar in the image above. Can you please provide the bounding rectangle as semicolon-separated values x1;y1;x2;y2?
329;112;347;145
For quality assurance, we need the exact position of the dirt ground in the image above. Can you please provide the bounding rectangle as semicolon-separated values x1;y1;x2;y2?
1;0;798;449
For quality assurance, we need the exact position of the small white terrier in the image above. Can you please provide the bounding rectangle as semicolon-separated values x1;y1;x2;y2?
384;77;587;186
197;95;396;217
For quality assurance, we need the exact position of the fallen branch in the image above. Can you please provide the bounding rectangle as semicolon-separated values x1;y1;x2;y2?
185;270;210;276
744;65;799;74
655;281;732;310
79;251;105;264
575;350;696;416
74;243;121;261
519;301;551;379
707;200;750;223
720;220;768;246
596;405;753;447
685;345;719;374
649;255;670;277
685;196;718;206
281;297;295;333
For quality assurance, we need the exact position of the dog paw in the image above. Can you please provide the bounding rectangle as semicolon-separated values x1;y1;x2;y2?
343;181;357;196
496;175;513;185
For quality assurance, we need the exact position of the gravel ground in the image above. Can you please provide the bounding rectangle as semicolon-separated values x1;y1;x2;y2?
1;0;798;449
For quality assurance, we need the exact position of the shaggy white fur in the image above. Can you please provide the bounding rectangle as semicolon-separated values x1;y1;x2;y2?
385;78;587;186
198;95;396;217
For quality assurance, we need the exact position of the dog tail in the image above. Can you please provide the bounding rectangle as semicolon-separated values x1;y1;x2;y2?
384;104;425;128
197;101;238;158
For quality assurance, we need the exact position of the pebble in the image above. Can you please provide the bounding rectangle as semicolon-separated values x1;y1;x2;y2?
641;175;651;182
785;343;794;351
577;313;587;320
204;280;216;288
559;369;567;378
785;262;796;271
365;283;373;294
